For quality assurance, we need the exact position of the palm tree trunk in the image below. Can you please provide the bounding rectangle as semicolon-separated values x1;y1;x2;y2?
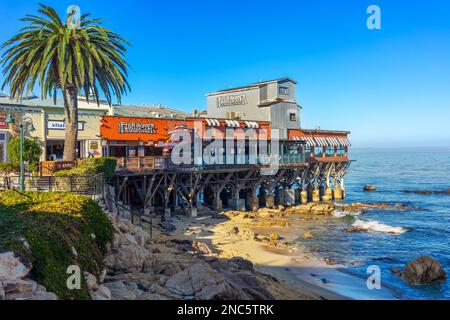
62;87;79;162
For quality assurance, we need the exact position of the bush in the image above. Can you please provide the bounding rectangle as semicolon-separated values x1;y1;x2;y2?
0;162;20;175
0;190;114;300
7;137;42;173
55;157;117;180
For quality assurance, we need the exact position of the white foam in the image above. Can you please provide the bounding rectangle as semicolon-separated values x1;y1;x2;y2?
352;219;408;235
332;209;362;218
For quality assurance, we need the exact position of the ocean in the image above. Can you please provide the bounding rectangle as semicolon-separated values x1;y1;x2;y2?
296;148;450;300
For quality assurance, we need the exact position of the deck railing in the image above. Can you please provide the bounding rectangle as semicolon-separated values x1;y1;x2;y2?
39;160;77;176
0;173;104;198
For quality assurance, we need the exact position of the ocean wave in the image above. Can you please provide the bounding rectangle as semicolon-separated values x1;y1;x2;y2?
352;219;408;235
332;209;362;218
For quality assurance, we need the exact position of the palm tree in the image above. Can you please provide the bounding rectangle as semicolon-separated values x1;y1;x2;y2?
1;4;130;161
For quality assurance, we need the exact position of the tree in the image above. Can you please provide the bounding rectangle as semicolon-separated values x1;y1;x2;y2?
7;137;42;172
1;4;130;161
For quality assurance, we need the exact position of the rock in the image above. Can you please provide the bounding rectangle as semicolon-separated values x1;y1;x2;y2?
303;232;314;239
165;267;194;296
90;284;111;300
345;227;367;233
269;233;280;241
229;227;239;235
135;230;150;246
99;269;107;283
228;257;254;272
107;284;137;300
71;247;78;259
104;245;151;273
117;220;134;233
363;185;377;191
136;293;170;300
2;279;37;294
84;272;97;290
0;252;30;281
160;221;176;232
125;233;138;246
0;282;5;300
390;268;403;276
7;291;58;300
402;189;450;195
402;256;447;284
191;241;213;255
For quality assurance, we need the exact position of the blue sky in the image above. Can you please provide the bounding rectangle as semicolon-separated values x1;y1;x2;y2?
1;0;450;147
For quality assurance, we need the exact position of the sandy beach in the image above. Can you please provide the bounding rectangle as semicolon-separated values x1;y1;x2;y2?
169;206;397;300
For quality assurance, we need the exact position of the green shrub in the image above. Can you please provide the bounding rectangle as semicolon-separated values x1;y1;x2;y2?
0;162;20;175
6;138;42;173
55;157;117;180
0;190;114;300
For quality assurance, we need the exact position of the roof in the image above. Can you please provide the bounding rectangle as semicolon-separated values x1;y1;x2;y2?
206;77;297;96
0;95;111;111
113;105;190;119
0;94;191;119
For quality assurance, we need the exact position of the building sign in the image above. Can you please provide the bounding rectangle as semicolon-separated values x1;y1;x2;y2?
0;119;7;129
48;120;84;131
119;122;157;134
216;94;248;108
90;141;99;150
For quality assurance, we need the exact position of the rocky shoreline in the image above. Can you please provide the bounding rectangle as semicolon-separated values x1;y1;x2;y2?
1;199;430;300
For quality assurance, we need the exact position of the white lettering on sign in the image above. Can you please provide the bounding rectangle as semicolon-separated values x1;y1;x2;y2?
48;120;84;131
119;122;157;134
216;94;248;108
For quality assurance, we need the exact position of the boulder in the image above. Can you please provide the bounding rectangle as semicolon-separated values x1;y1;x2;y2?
83;272;97;290
2;279;37;294
0;252;30;281
160;221;176;232
7;291;58;300
402;256;447;284
363;185;376;191
104;245;151;273
134;230;150;246
90;284;111;300
108;285;137;300
191;241;213;255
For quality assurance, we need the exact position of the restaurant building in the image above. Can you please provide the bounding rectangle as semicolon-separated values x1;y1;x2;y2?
0;94;190;162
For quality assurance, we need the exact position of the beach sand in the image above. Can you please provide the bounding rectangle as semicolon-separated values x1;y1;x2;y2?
170;209;397;300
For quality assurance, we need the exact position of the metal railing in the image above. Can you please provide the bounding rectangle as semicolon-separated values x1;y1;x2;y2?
0;173;104;199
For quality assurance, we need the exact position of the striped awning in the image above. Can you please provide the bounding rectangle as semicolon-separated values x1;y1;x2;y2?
292;136;351;147
205;119;220;126
244;121;259;129
225;120;240;128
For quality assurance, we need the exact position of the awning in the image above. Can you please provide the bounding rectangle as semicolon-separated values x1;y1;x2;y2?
225;120;240;128
245;121;259;129
206;119;220;126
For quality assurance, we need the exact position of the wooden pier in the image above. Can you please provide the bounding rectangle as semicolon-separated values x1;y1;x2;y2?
110;154;351;217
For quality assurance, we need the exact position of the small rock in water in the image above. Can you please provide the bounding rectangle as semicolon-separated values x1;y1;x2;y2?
303;232;314;239
345;227;367;233
363;185;377;192
402;256;447;284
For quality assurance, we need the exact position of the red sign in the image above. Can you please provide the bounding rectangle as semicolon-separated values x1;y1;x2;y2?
0;119;7;129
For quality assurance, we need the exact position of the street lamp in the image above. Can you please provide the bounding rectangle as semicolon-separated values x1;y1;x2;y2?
5;105;35;193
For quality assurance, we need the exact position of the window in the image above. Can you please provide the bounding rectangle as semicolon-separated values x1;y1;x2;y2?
337;147;347;157
314;147;324;157
289;113;297;121
326;147;335;157
279;86;289;95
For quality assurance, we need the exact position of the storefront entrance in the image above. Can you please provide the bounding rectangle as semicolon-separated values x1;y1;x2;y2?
46;140;83;161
